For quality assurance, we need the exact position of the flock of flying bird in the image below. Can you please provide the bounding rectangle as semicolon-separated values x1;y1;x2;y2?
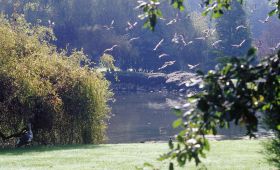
101;9;279;71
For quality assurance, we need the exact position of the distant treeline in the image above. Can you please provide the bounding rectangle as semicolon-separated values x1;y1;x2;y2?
0;0;253;72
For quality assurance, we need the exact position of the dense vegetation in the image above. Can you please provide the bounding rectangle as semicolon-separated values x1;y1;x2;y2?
136;0;280;169
0;14;111;146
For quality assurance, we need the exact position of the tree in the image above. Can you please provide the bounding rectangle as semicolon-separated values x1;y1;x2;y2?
161;49;279;167
0;14;111;146
137;0;280;169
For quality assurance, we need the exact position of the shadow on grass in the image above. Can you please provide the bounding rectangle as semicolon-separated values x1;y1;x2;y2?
0;144;107;155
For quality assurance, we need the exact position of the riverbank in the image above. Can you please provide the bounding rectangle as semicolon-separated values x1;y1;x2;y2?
105;71;197;92
0;140;273;170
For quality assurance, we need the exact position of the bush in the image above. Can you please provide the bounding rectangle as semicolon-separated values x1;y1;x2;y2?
0;14;112;146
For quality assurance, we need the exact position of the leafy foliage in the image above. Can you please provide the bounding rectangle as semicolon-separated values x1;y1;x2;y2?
99;53;119;72
135;1;280;169
264;138;280;169
161;49;280;168
137;0;280;30
0;15;111;146
136;0;162;31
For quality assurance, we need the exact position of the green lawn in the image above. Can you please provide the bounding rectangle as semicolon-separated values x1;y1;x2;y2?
0;140;275;170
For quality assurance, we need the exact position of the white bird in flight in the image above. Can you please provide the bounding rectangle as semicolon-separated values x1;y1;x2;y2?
48;20;55;27
202;28;216;37
275;42;280;49
103;45;118;53
236;25;247;31
166;13;179;26
153;39;164;51
158;61;176;70
172;33;180;44
258;16;270;24
195;36;206;40
158;53;169;58
212;40;222;48
103;20;115;30
166;18;177;25
129;37;140;42
126;21;138;31
232;40;246;48
187;63;200;70
269;42;280;52
179;35;187;46
185;41;193;46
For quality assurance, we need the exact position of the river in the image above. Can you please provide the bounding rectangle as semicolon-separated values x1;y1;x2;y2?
106;91;247;143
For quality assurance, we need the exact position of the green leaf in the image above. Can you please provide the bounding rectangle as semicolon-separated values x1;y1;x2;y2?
172;118;183;128
203;139;210;151
247;47;257;57
173;108;183;116
156;9;163;17
269;9;277;16
143;162;154;167
277;125;280;131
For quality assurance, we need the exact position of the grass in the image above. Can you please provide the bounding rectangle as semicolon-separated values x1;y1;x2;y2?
0;140;275;170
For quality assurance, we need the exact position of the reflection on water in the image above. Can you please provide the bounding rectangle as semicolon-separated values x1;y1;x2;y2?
107;91;245;144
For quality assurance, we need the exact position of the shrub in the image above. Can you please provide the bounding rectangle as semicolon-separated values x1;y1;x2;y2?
0;14;112;146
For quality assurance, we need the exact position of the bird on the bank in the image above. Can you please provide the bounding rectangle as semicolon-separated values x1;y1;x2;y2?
103;45;118;53
231;39;246;48
16;123;33;147
153;38;164;51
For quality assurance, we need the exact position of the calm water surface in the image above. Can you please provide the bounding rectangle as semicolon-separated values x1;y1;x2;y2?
107;91;245;143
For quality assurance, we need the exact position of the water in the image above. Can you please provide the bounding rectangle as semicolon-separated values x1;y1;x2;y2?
107;91;246;143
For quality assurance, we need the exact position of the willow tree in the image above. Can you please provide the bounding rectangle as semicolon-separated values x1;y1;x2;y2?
0;14;111;146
